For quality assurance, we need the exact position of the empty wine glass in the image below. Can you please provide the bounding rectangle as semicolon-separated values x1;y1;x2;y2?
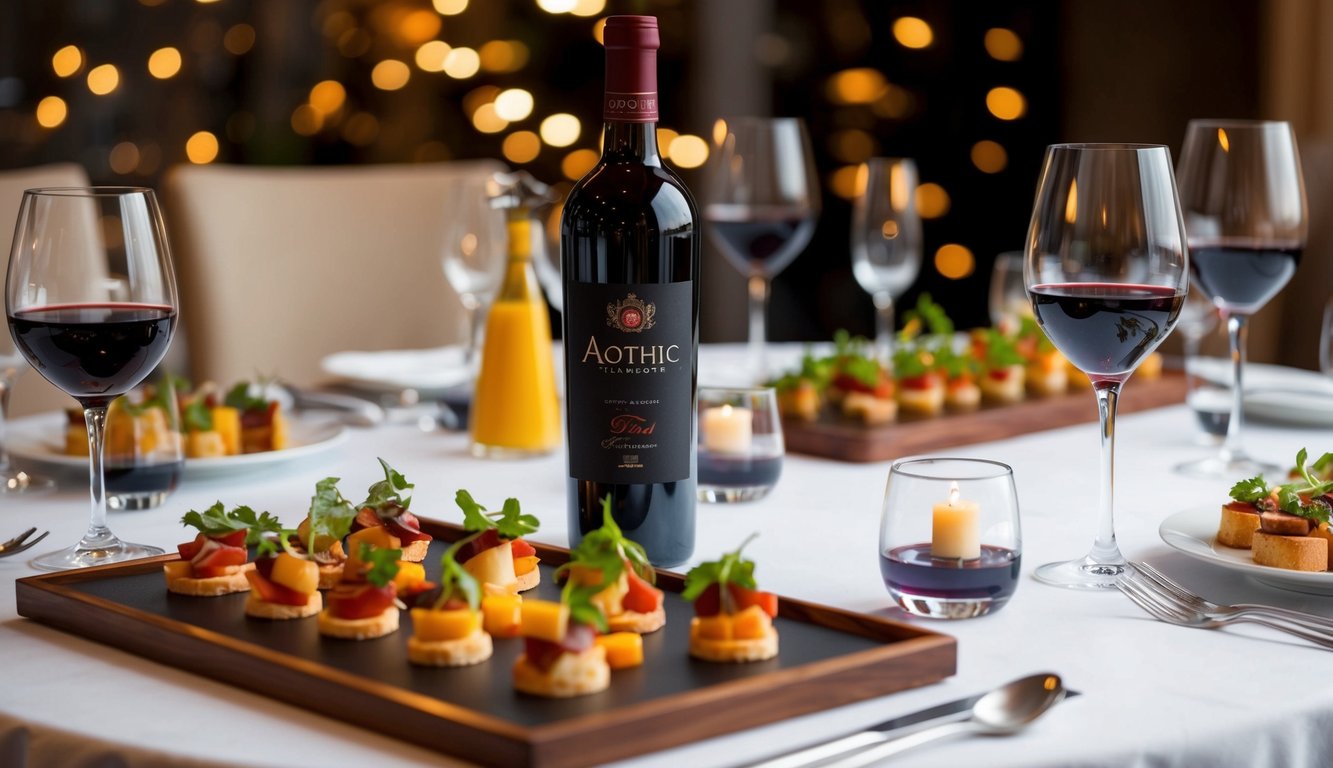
441;175;507;368
1175;119;1307;477
706;117;819;381
988;251;1028;334
0;333;55;494
7;187;178;570
852;157;922;365
1025;145;1188;590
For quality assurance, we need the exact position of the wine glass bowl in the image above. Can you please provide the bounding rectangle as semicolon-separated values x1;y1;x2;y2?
852;157;923;364
441;175;508;368
1025;144;1188;589
6;187;177;570
1174;119;1307;477
706;117;819;381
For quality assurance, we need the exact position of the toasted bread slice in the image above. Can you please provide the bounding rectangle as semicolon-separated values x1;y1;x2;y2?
1217;502;1261;549
164;561;254;597
245;591;322;619
897;385;944;417
1252;531;1328;572
842;391;896;425
408;628;493;667
980;367;1025;404
688;621;779;663
317;607;400;639
400;539;431;563
608;606;666;634
945;383;981;412
515;568;540;593
1306;523;1332;570
513;646;609;698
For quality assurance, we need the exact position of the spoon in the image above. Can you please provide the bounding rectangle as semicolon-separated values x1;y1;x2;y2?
820;673;1067;767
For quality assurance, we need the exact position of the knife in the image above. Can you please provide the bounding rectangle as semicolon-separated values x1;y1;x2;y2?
745;685;1081;768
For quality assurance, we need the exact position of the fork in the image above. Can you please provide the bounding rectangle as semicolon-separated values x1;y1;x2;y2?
1116;574;1333;649
1131;561;1333;633
0;527;49;557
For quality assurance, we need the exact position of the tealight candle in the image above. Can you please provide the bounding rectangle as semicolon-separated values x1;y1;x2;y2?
701;404;753;454
931;481;981;560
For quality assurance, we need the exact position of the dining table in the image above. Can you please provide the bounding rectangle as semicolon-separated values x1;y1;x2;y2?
2;345;1332;768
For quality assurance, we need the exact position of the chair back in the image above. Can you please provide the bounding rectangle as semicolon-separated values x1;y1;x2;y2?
163;161;505;387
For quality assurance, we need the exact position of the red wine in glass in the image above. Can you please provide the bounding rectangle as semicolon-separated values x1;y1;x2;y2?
1188;240;1302;315
8;303;176;406
1029;283;1184;378
881;544;1021;602
705;205;816;278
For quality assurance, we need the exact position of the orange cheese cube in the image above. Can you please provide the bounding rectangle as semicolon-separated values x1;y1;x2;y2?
393;561;427;592
594;632;644;669
482;593;523;638
520;599;568;643
210;407;241;455
513;555;540;576
693;614;732;641
163;560;192;584
270;552;320;595
411;607;481;643
731;605;772;640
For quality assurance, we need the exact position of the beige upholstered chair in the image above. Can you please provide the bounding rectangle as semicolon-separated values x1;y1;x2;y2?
1;164;90;417
163;161;505;387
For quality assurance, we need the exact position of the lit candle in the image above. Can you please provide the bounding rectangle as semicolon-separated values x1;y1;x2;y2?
931;481;981;560
701;404;752;454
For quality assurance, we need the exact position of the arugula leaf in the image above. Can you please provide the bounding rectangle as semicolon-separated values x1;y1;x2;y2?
1277;485;1305;516
682;534;759;604
181;502;282;546
182;395;213;432
362;457;414;512
223;381;269;412
976;328;1025;369
359;543;402;588
454;489;541;540
561;495;651;584
564;579;610;632
1229;476;1270;504
435;534;482;611
307;477;356;551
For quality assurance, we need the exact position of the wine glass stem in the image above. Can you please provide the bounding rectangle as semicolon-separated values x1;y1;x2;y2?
0;376;11;473
82;405;113;547
748;273;769;381
873;293;895;369
461;295;482;368
1222;312;1248;462
1092;382;1124;565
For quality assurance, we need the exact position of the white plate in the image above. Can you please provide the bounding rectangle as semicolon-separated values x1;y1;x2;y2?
1192;360;1333;427
320;346;472;397
1159;506;1333;595
7;412;348;480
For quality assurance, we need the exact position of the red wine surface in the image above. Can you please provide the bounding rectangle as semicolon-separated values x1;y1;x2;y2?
1030;283;1182;378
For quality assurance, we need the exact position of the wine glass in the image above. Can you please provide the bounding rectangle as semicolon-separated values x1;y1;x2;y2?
1174;119;1307;477
852;157;922;366
1025;145;1188;589
6;187;177;570
1322;297;1333;378
706;117;820;381
988;251;1029;334
441;175;507;368
0;333;55;494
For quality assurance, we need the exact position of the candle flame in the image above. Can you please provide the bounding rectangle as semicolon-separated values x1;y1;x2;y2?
948;481;960;507
719;404;732;417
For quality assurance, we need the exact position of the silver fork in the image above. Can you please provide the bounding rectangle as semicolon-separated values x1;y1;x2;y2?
0;527;49;557
1116;574;1333;649
1132;561;1333;633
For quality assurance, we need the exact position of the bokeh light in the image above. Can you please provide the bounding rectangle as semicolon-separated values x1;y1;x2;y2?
443;47;481;79
397;9;442;44
826;68;888;105
35;96;68;128
562;148;599;180
985;28;1023;61
935;244;975;279
471;102;508;133
829;129;875;163
87;64;120;95
433;0;468;14
892;17;933;49
147;47;182;79
479;41;530;73
109;142;141;175
537;0;578;13
371;60;411;90
668;134;708;169
656;127;679;155
828;165;863;200
52;45;83;78
502;131;541;163
291;104;322;135
416;40;452;72
342;113;380;146
915;183;951;218
540;113;581;147
986;87;1026;120
224;24;256;55
971;140;1008;173
570;0;607;16
494;88;534;121
186;131;219;164
309;80;346;115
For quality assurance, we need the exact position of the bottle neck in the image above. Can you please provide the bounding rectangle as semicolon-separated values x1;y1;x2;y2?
602;121;662;165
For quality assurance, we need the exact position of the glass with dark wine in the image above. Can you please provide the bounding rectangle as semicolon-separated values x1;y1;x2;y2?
6;187;178;570
1025;144;1188;590
879;458;1022;619
706;117;819;382
1175;120;1308;477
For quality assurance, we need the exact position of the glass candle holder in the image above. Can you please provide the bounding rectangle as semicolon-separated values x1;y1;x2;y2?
697;386;784;503
879;457;1022;619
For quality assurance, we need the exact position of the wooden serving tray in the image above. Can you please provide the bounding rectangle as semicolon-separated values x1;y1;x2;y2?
16;520;956;768
784;372;1187;463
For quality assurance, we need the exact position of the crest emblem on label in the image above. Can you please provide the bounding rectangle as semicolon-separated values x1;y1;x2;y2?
606;293;656;333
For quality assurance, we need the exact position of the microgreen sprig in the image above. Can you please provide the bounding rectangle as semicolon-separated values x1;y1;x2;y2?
362;458;414;513
682;533;759;615
455;489;540;540
181;502;283;547
358;543;402;588
432;533;483;612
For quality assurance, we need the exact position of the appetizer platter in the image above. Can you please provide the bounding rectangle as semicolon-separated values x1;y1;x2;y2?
772;297;1184;463
1160;448;1333;595
16;464;956;768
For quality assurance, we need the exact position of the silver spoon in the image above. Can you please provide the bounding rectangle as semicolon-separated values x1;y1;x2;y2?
822;673;1067;767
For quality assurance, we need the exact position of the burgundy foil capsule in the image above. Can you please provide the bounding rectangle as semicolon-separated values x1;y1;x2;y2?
603;15;659;123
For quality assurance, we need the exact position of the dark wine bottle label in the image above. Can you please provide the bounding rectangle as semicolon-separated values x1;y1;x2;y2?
565;281;693;484
603;15;659;123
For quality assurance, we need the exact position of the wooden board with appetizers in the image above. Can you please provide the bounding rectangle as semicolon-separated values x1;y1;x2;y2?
16;458;955;768
771;296;1183;463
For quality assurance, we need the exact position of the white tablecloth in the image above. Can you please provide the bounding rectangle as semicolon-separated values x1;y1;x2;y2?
2;361;1332;767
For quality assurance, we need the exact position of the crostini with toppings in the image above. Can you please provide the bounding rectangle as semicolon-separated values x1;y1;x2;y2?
512;573;616;698
684;536;780;663
290;477;357;588
408;533;493;667
560;495;664;634
164;503;281;596
453;490;542;595
1222;448;1333;572
318;543;403;640
349;458;433;562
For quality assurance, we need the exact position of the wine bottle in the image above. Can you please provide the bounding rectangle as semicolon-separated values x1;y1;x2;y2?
560;14;700;567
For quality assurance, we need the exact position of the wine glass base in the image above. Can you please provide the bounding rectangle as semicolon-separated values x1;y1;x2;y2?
31;540;165;572
1033;555;1127;590
698;484;774;503
1;470;55;495
1174;454;1282;478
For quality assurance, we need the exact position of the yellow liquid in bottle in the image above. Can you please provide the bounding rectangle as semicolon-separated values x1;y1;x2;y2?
470;218;561;456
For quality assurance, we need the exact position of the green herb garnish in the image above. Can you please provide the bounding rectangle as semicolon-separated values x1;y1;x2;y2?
682;534;759;615
306;477;356;553
223;381;269;412
977;328;1025;370
1229;476;1271;505
180;502;283;546
182;395;213;432
362;457;414;512
455;489;540;540
434;534;482;611
359;543;403;588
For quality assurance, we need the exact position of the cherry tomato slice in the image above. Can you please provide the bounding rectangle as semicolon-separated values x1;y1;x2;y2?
510;538;537;558
622;567;663;613
327;582;396;620
245;569;309;606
